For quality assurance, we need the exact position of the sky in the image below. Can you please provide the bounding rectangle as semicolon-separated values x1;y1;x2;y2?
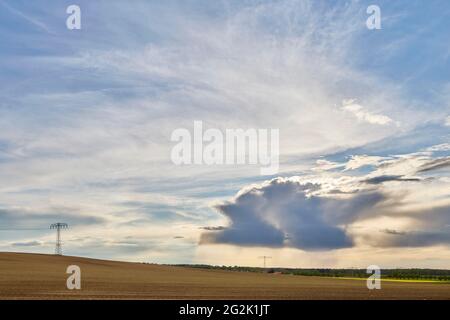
0;0;449;268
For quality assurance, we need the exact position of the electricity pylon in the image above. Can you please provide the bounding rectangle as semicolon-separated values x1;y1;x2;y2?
258;256;272;268
50;223;68;255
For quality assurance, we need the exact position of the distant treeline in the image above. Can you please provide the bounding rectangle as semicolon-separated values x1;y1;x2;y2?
173;264;450;281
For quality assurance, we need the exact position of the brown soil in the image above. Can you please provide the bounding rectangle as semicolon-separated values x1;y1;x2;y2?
0;252;448;300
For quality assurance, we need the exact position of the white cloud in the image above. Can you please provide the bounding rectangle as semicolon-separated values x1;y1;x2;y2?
344;155;387;171
427;143;450;152
313;159;344;172
0;1;52;34
341;100;394;126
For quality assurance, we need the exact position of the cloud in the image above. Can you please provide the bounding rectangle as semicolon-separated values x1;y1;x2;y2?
381;229;406;236
426;143;450;152
11;240;42;247
0;207;105;228
341;100;394;126
200;226;226;231
363;175;421;184
0;1;52;34
201;178;368;250
416;157;450;173
387;231;450;247
370;224;450;248
202;150;450;250
345;155;387;171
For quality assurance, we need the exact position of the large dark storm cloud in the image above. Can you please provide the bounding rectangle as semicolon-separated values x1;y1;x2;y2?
201;179;386;250
201;154;450;250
